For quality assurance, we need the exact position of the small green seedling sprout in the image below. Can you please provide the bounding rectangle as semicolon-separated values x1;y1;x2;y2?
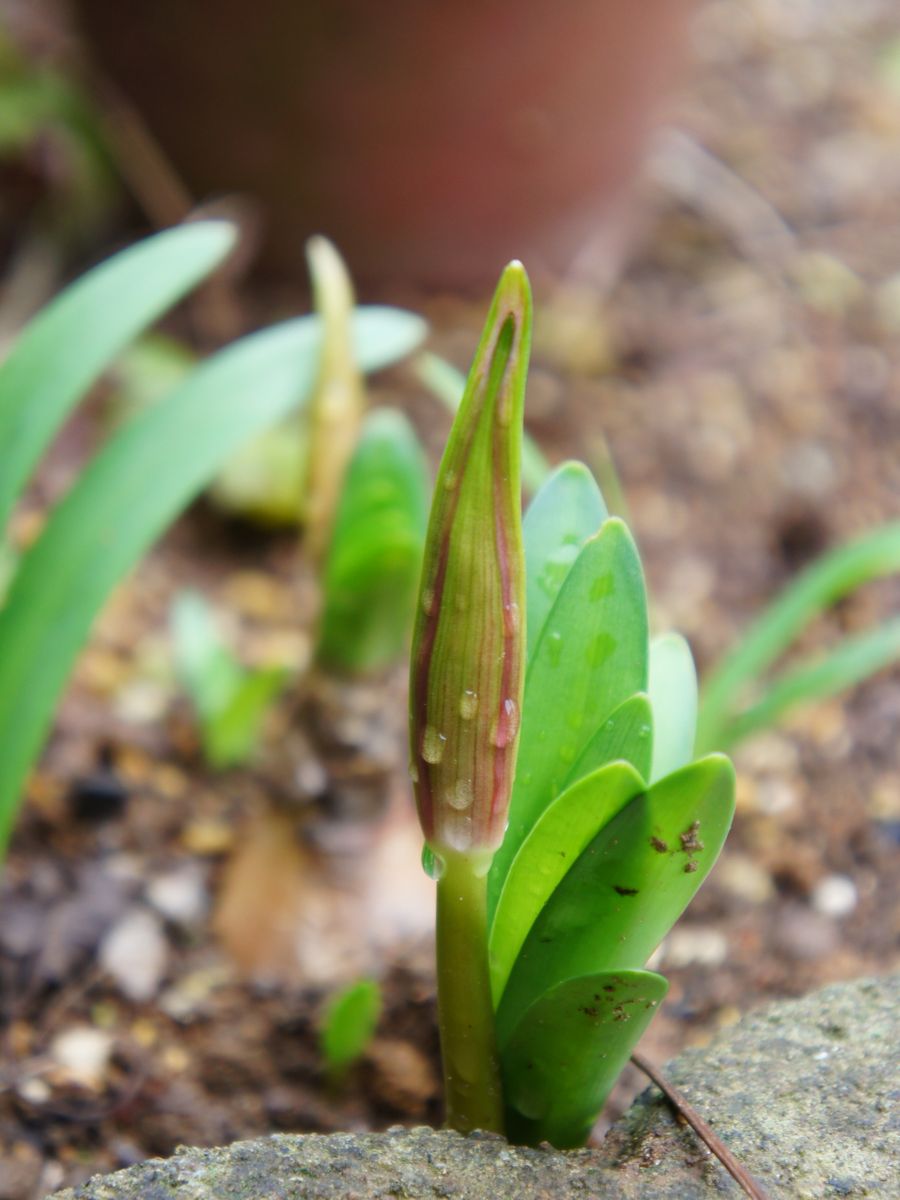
410;264;737;1148
319;978;382;1085
171;590;288;769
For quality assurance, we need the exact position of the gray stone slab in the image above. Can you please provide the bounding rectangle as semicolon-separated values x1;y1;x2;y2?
50;973;899;1200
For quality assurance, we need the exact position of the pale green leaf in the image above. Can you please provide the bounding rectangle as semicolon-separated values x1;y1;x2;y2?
648;633;698;782
523;461;607;661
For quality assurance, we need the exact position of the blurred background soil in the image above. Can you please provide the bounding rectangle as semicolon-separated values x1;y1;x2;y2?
1;1;899;1196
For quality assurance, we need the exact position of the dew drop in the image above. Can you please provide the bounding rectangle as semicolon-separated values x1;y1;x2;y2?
605;718;616;732
590;574;614;601
492;698;520;748
422;588;435;615
503;601;521;636
459;689;479;720
546;630;563;667
443;469;458;491
637;724;651;741
422;726;447;764
443;814;473;851
589;632;616;666
421;845;446;880
446;780;474;810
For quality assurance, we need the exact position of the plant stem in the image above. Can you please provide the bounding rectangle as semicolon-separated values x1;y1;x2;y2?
436;848;505;1135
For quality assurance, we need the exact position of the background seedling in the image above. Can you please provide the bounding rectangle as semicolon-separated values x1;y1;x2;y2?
171;590;288;769
319;979;383;1084
0;223;425;855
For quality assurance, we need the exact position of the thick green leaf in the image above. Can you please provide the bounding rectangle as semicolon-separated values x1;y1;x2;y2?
501;969;668;1149
0;222;236;531
317;407;429;674
716;617;900;749
648;633;698;782
490;762;645;1002
488;519;649;915
496;755;735;1041
412;349;550;496
0;308;421;852
523;461;608;662
697;521;900;752
560;693;653;792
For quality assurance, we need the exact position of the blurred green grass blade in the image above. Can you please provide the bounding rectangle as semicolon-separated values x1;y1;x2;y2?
0;307;420;852
496;755;735;1042
489;519;649;919
320;979;382;1078
523;461;608;662
697;522;900;752
0;222;236;531
501;969;668;1149
317;407;429;674
560;694;653;792
205;665;288;769
715;618;900;750
413;349;550;495
171;590;242;718
648;633;698;782
489;762;645;1003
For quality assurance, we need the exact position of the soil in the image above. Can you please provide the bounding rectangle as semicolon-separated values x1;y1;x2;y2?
2;1;900;1197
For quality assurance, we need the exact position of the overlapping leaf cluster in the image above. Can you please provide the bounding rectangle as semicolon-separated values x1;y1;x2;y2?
485;469;736;1148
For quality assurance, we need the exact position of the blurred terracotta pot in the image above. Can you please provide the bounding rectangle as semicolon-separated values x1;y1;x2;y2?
75;0;692;288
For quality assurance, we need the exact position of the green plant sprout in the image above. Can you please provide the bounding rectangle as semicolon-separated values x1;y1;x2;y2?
170;590;288;769
697;522;900;752
0;222;425;857
306;239;430;675
409;263;736;1148
319;979;383;1084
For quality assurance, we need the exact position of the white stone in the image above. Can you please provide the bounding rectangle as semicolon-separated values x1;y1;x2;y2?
98;906;168;1001
811;874;858;918
49;1026;113;1089
146;864;208;926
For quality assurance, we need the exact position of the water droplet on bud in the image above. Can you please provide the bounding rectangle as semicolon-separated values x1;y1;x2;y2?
459;689;479;720
492;698;520;748
446;780;474;810
503;601;520;636
421;845;446;880
422;588;435;615
422;726;447;764
443;469;458;491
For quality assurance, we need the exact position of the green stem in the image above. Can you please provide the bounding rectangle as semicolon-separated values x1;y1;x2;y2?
435;848;505;1135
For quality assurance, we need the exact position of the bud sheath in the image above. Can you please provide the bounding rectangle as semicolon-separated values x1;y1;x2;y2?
410;263;531;856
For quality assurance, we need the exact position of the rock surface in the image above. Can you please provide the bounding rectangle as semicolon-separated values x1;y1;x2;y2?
51;974;898;1200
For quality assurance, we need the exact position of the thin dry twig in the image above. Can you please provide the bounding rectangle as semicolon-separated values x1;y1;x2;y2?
631;1051;772;1200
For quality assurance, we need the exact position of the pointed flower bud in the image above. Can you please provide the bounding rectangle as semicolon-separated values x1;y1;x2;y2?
410;263;531;855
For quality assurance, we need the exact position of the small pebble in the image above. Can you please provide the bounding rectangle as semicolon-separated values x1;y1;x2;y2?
811;874;858;919
662;927;729;968
717;854;776;904
98;906;168;1002
49;1026;114;1089
146;863;209;926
